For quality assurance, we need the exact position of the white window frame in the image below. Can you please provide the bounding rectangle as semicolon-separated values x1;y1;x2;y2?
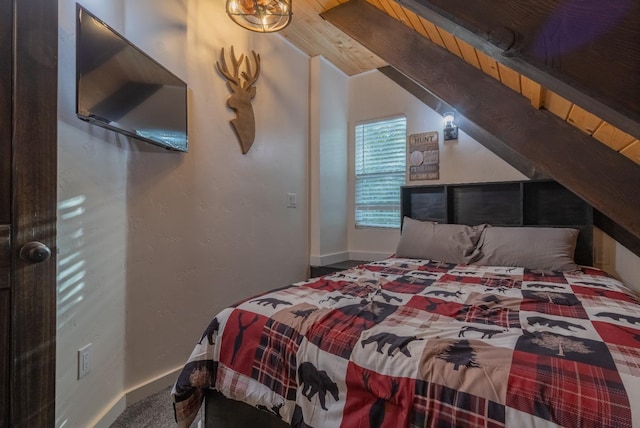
354;115;407;229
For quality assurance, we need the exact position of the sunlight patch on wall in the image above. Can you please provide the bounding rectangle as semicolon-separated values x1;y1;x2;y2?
57;195;87;331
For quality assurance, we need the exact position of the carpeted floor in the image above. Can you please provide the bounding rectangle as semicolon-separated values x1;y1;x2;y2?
110;386;203;428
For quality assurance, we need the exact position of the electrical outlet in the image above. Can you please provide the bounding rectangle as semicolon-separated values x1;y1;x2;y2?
287;193;297;208
78;343;92;379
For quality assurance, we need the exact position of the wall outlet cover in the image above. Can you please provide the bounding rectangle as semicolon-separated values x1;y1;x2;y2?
78;343;92;379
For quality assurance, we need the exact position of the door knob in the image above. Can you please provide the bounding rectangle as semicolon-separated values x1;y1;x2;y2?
20;241;52;263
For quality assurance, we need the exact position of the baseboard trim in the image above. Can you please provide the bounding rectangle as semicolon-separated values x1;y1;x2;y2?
125;366;182;405
90;365;183;428
91;393;127;428
309;251;349;266
348;251;391;261
310;251;391;266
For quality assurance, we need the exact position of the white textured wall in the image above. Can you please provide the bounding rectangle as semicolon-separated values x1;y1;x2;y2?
123;0;309;389
594;228;640;292
309;57;349;265
611;241;640;293
347;70;527;259
56;0;309;426
57;1;128;427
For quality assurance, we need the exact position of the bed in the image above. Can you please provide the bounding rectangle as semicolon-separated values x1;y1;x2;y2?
172;180;640;428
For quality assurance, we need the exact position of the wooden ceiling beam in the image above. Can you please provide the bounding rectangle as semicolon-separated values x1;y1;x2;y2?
393;0;640;141
322;0;640;242
378;66;548;180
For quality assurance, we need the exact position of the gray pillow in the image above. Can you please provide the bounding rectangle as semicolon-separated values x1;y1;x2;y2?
474;226;580;271
395;217;486;264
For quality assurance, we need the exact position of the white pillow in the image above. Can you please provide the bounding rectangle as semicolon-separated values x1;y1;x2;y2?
474;226;579;271
396;217;486;264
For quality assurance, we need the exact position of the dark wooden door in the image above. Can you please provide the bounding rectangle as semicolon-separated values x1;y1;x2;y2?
1;0;58;426
0;0;12;423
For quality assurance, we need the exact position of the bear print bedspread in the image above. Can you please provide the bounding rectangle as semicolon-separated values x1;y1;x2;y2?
172;258;640;427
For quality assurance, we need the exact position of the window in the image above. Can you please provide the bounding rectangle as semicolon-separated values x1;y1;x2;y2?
355;116;406;229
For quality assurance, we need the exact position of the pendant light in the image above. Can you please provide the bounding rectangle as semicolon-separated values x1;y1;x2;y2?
226;0;292;33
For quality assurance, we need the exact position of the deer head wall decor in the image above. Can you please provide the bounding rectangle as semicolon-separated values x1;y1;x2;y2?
216;46;261;154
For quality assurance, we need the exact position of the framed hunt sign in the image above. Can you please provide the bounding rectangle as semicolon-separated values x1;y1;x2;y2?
408;131;439;181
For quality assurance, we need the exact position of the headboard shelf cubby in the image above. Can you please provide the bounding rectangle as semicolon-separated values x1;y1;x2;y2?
401;180;594;266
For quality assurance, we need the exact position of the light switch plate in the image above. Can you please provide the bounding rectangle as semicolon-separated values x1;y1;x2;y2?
287;193;297;208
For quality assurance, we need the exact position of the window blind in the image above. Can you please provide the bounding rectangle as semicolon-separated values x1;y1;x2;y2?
355;116;406;229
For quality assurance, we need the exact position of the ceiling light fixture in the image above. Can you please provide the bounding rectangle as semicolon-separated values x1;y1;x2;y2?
226;0;292;33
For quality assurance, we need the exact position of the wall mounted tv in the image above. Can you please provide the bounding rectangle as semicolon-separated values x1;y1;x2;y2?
76;5;188;152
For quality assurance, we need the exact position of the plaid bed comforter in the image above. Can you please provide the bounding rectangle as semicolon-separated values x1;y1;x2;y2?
173;258;640;427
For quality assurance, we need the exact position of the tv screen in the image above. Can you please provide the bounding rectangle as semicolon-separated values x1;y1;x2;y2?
76;5;188;152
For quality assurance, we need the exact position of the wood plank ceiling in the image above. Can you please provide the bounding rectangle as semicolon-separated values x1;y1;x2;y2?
279;0;640;166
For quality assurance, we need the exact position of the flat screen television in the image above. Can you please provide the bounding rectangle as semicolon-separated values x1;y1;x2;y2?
76;5;188;152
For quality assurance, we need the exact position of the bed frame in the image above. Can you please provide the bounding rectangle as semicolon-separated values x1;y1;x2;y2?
204;390;288;427
203;179;593;427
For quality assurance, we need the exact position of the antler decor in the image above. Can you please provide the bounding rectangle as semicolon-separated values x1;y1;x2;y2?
216;46;261;154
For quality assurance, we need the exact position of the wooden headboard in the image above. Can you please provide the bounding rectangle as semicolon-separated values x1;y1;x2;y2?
401;180;594;266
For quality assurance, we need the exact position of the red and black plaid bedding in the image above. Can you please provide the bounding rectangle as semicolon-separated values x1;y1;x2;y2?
172;258;640;427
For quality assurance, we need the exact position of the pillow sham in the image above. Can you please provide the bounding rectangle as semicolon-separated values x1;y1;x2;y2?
474;226;579;271
395;217;486;264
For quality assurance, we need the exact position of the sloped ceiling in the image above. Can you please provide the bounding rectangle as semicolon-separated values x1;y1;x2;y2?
279;0;640;250
281;0;640;162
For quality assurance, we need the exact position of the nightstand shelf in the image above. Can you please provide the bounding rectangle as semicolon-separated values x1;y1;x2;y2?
309;260;367;278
